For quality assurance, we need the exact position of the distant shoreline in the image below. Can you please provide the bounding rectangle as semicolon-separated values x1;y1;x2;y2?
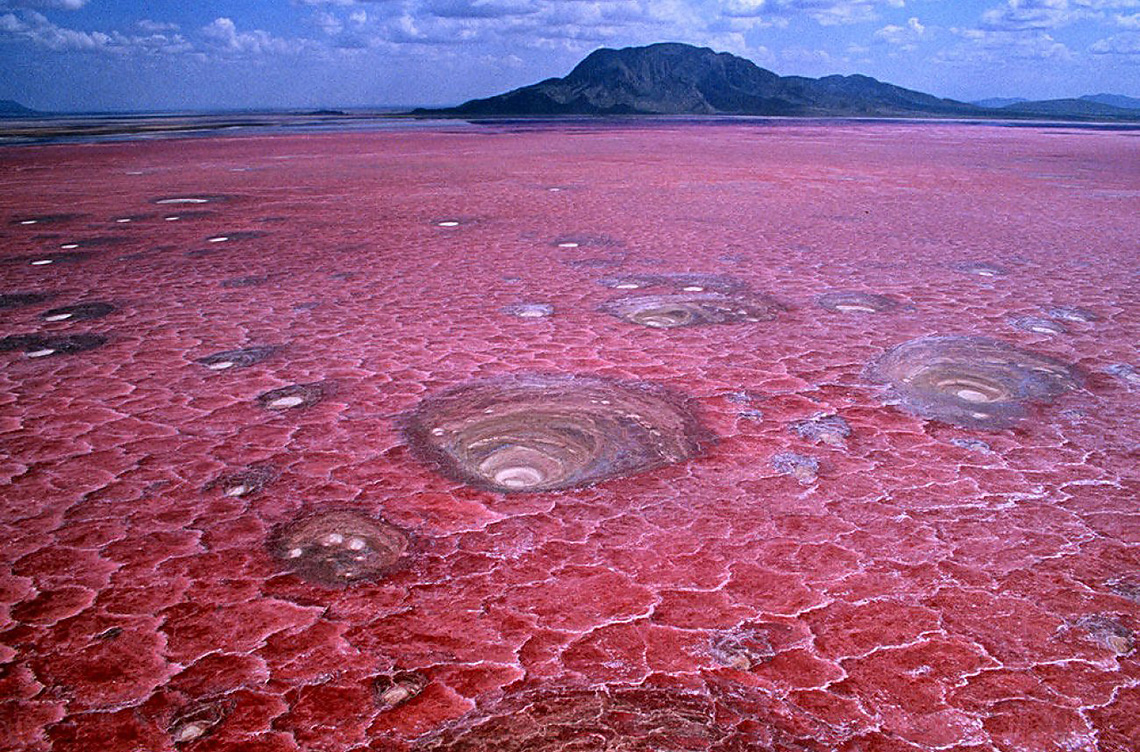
3;111;1140;147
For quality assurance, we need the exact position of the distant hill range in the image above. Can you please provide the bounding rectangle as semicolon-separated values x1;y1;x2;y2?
0;99;40;117
415;43;1140;122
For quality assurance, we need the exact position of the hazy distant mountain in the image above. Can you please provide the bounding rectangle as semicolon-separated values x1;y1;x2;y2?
0;99;40;117
972;97;1028;108
416;43;982;118
996;98;1140;119
1080;93;1140;110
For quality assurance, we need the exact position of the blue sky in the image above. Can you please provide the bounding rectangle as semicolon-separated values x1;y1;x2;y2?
1;0;1137;111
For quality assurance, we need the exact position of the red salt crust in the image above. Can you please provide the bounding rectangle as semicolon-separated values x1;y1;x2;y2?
1;123;1138;751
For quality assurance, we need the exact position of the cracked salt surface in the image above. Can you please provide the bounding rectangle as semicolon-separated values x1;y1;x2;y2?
1;122;1137;752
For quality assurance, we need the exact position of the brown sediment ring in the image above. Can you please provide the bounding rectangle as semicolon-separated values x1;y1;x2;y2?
415;685;731;751
866;335;1079;429
404;373;713;493
268;509;411;587
599;292;781;329
816;291;897;314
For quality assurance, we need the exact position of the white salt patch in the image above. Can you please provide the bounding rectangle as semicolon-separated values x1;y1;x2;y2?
431;428;445;436
206;360;235;370
60;243;79;249
43;313;72;322
347;537;367;551
323;533;345;546
558;242;579;248
977;270;996;277
269;395;305;409
957;389;990;403
164;216;180;221
31;259;53;266
225;484;250;497
207;236;229;243
682;285;704;292
116;218;132;223
1030;325;1058;335
437;220;460;227
287;547;303;559
27;349;55;358
835;304;875;313
615;283;640;290
20;220;37;225
157;198;208;204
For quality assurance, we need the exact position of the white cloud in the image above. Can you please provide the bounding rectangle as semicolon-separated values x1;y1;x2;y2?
1090;29;1140;51
722;0;902;26
874;16;926;48
980;0;1140;31
201;17;309;55
0;9;190;53
939;26;1074;62
0;0;88;9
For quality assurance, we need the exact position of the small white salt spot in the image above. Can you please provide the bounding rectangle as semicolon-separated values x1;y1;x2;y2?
60;243;79;250
27;349;55;358
548;187;562;192
125;171;144;175
517;309;547;318
174;723;207;743
224;484;250;497
115;218;132;223
269;395;305;409
207;236;229;243
682;285;704;292
1030;325;1057;335
615;283;640;290
558;242;579;248
322;533;345;546
31;259;53;266
43;313;72;322
977;270;996;277
164;216;181;221
20;220;37;225
207;360;234;370
1126;372;1140;384
835;304;875;313
431;427;446;436
957;389;990;403
347;537;367;551
436;220;460;227
287;547;303;559
157;198;208;204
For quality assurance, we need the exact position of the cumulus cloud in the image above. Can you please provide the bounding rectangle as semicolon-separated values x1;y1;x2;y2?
939;26;1074;62
0;9;190;53
874;16;926;48
980;0;1140;31
201;17;310;55
722;0;901;26
0;0;88;9
1090;29;1140;51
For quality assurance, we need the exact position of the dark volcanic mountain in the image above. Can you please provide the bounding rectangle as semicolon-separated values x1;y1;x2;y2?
417;43;982;118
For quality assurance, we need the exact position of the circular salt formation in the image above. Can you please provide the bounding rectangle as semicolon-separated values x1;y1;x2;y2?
1046;306;1098;323
954;262;1008;278
404;374;711;493
269;510;410;587
415;685;730;752
40;302;115;322
599;292;781;329
9;213;84;227
168;698;232;747
866;335;1079;430
256;382;325;411
1011;316;1066;335
151;195;233;205
816;291;898;314
0;333;107;357
503;302;553;319
195;345;279;370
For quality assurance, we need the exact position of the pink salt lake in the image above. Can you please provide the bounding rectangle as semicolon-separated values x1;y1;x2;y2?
0;121;1137;751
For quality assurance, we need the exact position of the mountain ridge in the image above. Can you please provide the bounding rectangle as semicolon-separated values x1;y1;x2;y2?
413;43;1140;122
